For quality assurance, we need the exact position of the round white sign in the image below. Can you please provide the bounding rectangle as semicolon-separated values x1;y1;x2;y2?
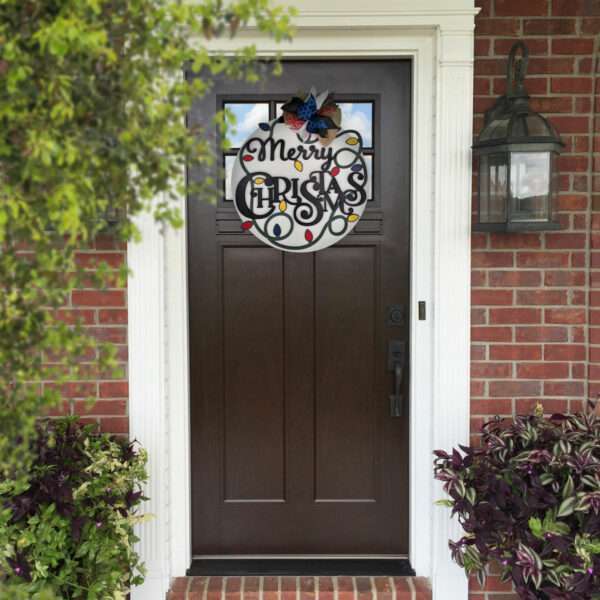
231;120;369;252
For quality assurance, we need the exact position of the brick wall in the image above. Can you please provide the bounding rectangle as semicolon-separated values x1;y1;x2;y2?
47;234;129;435
470;0;599;598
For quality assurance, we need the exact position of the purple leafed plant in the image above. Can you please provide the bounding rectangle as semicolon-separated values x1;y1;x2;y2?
434;408;600;600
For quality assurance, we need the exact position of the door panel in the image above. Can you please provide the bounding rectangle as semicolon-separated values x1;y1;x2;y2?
188;60;411;556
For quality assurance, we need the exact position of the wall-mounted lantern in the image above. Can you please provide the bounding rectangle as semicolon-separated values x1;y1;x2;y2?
472;41;564;232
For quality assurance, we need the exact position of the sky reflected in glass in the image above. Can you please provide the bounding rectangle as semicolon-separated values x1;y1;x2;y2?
225;103;269;148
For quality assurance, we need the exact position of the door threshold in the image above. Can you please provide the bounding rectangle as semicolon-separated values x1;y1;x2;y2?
187;558;415;577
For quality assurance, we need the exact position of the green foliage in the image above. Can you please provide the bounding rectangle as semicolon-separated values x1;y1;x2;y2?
0;0;294;479
0;417;148;598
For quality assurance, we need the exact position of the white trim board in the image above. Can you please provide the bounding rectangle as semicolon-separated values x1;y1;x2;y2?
128;3;476;599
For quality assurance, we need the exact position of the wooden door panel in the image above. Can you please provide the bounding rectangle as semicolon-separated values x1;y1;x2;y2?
188;60;411;556
314;246;377;501
222;246;285;502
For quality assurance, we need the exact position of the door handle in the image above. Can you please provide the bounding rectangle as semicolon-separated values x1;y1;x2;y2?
388;340;406;417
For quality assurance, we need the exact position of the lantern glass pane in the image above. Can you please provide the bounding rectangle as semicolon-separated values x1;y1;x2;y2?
510;152;551;222
480;153;508;223
525;114;550;137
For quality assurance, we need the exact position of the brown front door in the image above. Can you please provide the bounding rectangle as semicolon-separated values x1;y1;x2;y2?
188;60;411;556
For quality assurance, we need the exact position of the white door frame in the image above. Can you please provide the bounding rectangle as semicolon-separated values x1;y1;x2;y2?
128;3;477;599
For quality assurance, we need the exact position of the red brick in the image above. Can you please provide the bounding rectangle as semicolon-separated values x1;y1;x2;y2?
472;252;514;268
546;233;586;249
472;308;487;325
471;362;513;378
528;57;575;74
98;309;128;324
489;271;541;287
490;345;542;360
354;577;371;599
530;96;572;113
517;362;569;378
472;270;487;287
99;417;128;434
471;380;485;396
523;17;576;34
189;578;209;600
544;270;586;286
545;308;585;324
558;194;588;211
474;96;496;114
581;17;600;33
494;38;548;56
74;399;127;416
552;38;595;54
207;577;223;600
99;381;129;398
516;290;568;305
471;398;513;414
489;380;541;397
472;232;488;249
557;156;589;173
544;344;586;360
494;76;548;96
472;290;513;305
516;326;568;342
472;344;487;360
475;59;508;76
475;38;491;57
471;327;512;342
475;18;521;35
474;77;491;95
170;578;189;593
552;0;588;15
551;116;590;133
72;290;125;307
544;380;585;396
489;308;541;324
490;233;540;249
517;252;569;268
496;0;548;15
516;398;569;414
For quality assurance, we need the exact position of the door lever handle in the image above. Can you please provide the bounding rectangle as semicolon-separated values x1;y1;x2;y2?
389;363;404;417
388;340;406;417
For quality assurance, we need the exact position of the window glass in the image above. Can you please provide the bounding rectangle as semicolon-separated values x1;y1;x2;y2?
337;103;373;147
224;155;236;200
224;103;269;148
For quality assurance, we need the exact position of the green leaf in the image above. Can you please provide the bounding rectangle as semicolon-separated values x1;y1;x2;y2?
557;496;577;518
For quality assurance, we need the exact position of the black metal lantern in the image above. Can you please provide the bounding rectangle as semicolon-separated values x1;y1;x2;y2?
473;42;564;232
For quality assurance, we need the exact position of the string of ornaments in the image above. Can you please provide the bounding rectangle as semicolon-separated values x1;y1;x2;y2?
231;88;369;252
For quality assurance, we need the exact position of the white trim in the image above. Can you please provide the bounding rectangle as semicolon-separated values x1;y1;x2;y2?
129;3;475;599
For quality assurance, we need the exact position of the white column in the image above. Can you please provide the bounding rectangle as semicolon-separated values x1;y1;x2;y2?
128;210;170;600
431;27;474;600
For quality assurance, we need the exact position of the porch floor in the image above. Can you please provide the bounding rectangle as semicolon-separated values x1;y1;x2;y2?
167;576;432;600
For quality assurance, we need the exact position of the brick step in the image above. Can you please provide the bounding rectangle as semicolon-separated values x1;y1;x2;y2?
167;576;431;600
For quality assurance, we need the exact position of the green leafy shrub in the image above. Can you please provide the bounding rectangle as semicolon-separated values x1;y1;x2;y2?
0;417;148;598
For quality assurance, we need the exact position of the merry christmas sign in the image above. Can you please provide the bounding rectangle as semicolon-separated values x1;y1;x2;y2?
231;90;368;252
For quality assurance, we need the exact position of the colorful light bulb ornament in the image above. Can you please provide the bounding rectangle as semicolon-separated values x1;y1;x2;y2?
231;89;369;252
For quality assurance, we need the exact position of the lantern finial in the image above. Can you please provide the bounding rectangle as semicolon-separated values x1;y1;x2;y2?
506;41;529;99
